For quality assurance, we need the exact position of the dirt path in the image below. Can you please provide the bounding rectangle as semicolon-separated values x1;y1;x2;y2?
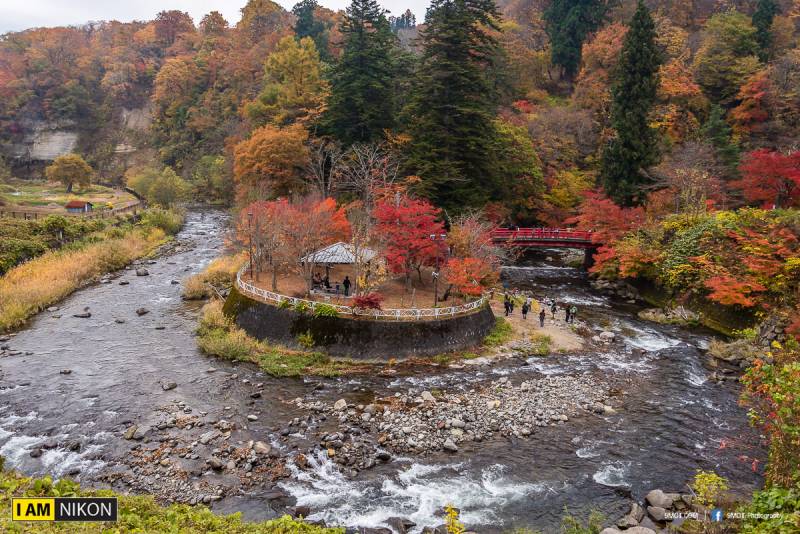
490;299;585;352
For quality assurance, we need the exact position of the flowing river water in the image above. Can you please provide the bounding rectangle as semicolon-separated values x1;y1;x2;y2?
0;211;764;532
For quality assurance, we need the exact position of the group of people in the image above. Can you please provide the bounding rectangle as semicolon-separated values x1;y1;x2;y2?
503;293;578;328
311;272;352;296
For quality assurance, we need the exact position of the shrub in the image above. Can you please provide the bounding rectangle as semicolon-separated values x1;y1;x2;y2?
297;330;315;348
278;298;291;309
691;470;729;509
294;300;311;314
738;486;800;533
139;208;184;235
353;293;384;310
182;254;245;300
313;303;339;318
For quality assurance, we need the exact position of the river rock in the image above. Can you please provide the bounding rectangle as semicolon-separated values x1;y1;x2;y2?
161;381;177;391
442;439;459;453
387;517;416;534
46;307;58;312
29;448;43;458
646;489;679;509
333;399;347;411
247;414;258;421
73;312;91;318
136;268;149;276
598;331;615;343
60;369;72;375
420;391;436;403
199;431;218;445
207;457;224;470
254;441;271;455
600;529;623;534
647;506;667;522
624;527;656;534
119;281;129;285
136;308;149;316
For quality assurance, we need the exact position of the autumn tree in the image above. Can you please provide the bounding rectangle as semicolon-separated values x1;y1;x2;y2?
126;166;188;207
752;0;779;62
373;195;446;291
283;196;351;292
200;11;229;36
693;11;760;104
305;139;344;199
730;70;773;136
154;10;194;47
233;124;310;203
405;0;501;210
448;212;506;269
543;0;610;80
731;149;800;208
325;0;397;144
191;155;231;203
442;257;497;299
600;0;663;206
238;0;291;44
239;199;294;291
245;35;329;127
46;154;93;193
652;142;725;216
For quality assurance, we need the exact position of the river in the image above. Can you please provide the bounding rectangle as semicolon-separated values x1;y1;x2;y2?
0;211;763;532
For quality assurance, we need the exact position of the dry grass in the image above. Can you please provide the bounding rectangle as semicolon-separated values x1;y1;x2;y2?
182;253;246;300
0;227;167;332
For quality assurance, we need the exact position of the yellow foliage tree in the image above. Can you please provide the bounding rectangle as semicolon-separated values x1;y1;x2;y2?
45;154;93;193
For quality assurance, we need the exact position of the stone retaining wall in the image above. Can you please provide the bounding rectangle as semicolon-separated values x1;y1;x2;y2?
223;286;497;360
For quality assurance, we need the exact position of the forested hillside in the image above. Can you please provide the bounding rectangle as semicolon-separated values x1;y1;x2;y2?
1;0;797;216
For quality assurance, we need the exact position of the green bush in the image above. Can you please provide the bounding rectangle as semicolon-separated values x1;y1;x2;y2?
313;303;339;318
139;208;184;235
738;486;800;533
297;330;315;348
294;300;311;314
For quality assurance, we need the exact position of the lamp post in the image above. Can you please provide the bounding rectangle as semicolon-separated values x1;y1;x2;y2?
247;212;254;281
430;233;447;307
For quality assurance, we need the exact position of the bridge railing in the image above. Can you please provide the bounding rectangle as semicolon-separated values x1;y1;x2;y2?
491;228;594;242
235;264;487;321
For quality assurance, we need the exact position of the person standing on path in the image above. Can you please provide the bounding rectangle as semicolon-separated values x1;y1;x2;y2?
570;305;577;324
343;276;351;297
504;296;511;317
551;300;557;319
539;308;546;327
565;306;571;323
509;297;515;315
521;301;529;319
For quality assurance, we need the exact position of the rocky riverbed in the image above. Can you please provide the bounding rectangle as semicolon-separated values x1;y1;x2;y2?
295;375;613;463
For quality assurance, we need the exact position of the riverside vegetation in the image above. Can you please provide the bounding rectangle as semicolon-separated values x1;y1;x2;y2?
0;457;342;534
0;208;183;332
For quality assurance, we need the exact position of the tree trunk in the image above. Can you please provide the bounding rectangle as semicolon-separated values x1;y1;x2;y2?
66;182;73;193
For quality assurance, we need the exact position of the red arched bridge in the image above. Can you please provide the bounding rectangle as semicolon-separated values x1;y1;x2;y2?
491;228;599;267
491;228;596;249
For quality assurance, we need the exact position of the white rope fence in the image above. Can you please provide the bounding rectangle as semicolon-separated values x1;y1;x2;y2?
236;264;487;321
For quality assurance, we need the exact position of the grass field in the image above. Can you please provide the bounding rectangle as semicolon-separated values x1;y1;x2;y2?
0;179;136;210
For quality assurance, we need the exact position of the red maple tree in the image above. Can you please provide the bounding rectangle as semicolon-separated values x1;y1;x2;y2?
442;257;497;297
732;149;800;208
372;195;446;291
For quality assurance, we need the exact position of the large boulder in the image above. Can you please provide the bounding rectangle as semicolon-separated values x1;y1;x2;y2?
645;489;679;509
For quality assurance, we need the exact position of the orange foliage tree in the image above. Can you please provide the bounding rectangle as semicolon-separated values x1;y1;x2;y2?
233;123;310;203
442;257;497;298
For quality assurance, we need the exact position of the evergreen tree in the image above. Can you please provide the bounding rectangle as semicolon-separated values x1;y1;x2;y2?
405;0;501;210
752;0;779;62
325;0;397;144
701;104;741;177
600;0;663;206
292;0;330;60
544;0;609;80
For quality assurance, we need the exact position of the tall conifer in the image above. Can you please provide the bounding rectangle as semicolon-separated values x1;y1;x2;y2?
405;0;501;210
544;0;609;80
325;0;397;144
600;0;663;206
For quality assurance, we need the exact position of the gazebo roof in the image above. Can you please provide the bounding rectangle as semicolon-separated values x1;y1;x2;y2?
301;242;378;264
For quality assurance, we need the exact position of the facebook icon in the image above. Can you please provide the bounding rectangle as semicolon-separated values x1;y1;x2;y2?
711;508;724;522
